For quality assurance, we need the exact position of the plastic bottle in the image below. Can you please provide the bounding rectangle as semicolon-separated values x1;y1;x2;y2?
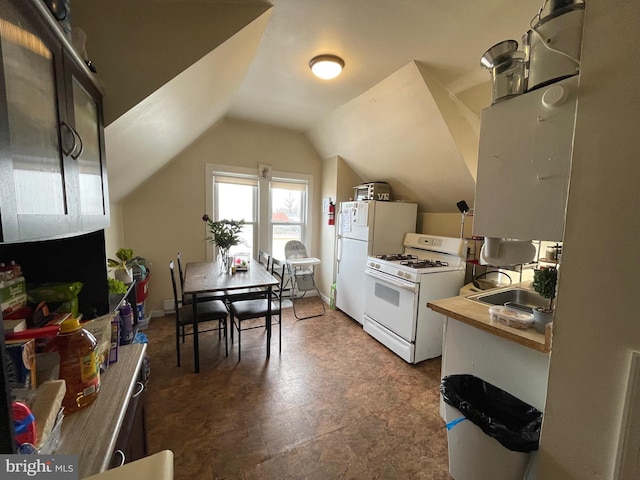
55;317;101;412
119;300;134;345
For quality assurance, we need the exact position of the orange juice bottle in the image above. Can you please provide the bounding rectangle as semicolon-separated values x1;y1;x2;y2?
55;317;101;412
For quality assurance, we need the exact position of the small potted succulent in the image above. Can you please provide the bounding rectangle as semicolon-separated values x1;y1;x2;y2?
531;266;558;333
107;248;139;284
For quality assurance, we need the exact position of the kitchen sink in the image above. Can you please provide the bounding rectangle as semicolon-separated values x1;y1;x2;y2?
466;287;548;311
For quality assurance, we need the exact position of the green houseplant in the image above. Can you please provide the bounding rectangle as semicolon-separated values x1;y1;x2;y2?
107;248;139;284
108;277;128;295
531;266;558;333
202;215;245;272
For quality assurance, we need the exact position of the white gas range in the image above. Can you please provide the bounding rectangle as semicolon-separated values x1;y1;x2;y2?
363;233;466;363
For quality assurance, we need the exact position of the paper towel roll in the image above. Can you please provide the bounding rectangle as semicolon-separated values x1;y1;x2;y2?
480;240;536;266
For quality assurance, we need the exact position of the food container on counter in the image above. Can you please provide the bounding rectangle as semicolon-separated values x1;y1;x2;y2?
489;305;534;329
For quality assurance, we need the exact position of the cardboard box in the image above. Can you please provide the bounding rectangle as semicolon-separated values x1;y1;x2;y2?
4;338;36;390
1;277;27;317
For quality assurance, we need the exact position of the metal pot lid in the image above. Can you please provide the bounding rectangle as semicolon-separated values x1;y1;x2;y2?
492;50;526;73
534;0;585;26
480;39;519;69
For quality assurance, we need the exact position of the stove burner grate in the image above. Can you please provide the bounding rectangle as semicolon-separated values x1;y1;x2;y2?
376;253;418;261
400;259;450;269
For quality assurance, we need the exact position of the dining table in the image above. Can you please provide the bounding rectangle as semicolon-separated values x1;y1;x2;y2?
183;258;278;373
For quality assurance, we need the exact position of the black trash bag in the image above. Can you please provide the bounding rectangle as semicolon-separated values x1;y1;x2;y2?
440;374;543;453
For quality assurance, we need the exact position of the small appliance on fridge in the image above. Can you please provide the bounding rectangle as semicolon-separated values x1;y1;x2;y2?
336;200;418;324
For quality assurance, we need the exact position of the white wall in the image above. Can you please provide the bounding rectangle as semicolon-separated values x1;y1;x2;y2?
317;156;365;301
538;1;640;478
104;203;124;275
318;156;338;300
121;119;322;313
418;212;473;239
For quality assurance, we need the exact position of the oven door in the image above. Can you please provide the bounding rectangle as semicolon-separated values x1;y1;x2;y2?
364;268;419;341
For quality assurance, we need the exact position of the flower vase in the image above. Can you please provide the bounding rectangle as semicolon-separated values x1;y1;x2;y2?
218;248;231;273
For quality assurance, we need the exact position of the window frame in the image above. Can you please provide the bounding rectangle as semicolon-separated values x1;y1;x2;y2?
213;175;258;259
270;178;308;262
205;164;314;262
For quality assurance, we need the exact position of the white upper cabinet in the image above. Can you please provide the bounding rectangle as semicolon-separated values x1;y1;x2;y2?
473;76;578;242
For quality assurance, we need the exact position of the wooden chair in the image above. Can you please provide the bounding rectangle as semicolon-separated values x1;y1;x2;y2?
169;261;229;367
227;257;285;360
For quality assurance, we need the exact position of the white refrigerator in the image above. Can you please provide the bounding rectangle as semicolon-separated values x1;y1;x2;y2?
336;200;418;324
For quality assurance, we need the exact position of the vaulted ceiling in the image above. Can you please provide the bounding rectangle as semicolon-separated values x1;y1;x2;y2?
72;0;544;209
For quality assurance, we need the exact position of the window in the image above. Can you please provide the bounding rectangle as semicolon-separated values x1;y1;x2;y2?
212;174;257;259
206;165;313;262
270;180;307;260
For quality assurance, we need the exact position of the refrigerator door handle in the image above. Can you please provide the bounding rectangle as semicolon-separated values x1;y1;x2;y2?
336;236;343;271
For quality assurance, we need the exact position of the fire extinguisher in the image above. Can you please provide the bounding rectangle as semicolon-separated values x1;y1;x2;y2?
328;200;335;225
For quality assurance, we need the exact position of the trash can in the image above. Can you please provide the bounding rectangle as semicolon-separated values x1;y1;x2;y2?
440;374;542;480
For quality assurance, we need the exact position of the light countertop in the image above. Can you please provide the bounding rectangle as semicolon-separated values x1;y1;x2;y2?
83;450;173;480
56;343;147;478
427;284;549;353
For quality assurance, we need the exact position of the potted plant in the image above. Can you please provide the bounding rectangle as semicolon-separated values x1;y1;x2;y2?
531;266;558;333
202;214;245;272
107;248;138;284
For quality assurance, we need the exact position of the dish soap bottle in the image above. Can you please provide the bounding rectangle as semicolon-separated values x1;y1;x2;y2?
55;317;101;412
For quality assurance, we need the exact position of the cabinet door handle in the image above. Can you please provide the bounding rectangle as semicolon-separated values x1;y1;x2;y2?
132;381;145;399
113;449;125;467
60;122;84;159
70;129;84;160
60;122;76;156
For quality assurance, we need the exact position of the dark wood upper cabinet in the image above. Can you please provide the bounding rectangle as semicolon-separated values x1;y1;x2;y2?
0;0;109;243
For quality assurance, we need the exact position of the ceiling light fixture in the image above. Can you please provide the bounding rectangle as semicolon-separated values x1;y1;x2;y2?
309;54;345;80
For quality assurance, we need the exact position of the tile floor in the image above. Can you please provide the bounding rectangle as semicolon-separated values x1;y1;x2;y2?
143;298;451;479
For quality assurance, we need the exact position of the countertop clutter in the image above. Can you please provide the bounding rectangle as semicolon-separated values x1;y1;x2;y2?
427;283;550;353
56;343;147;478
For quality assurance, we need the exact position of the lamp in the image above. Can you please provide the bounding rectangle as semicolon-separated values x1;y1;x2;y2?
457;200;472;238
456;200;470;214
309;54;345;80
